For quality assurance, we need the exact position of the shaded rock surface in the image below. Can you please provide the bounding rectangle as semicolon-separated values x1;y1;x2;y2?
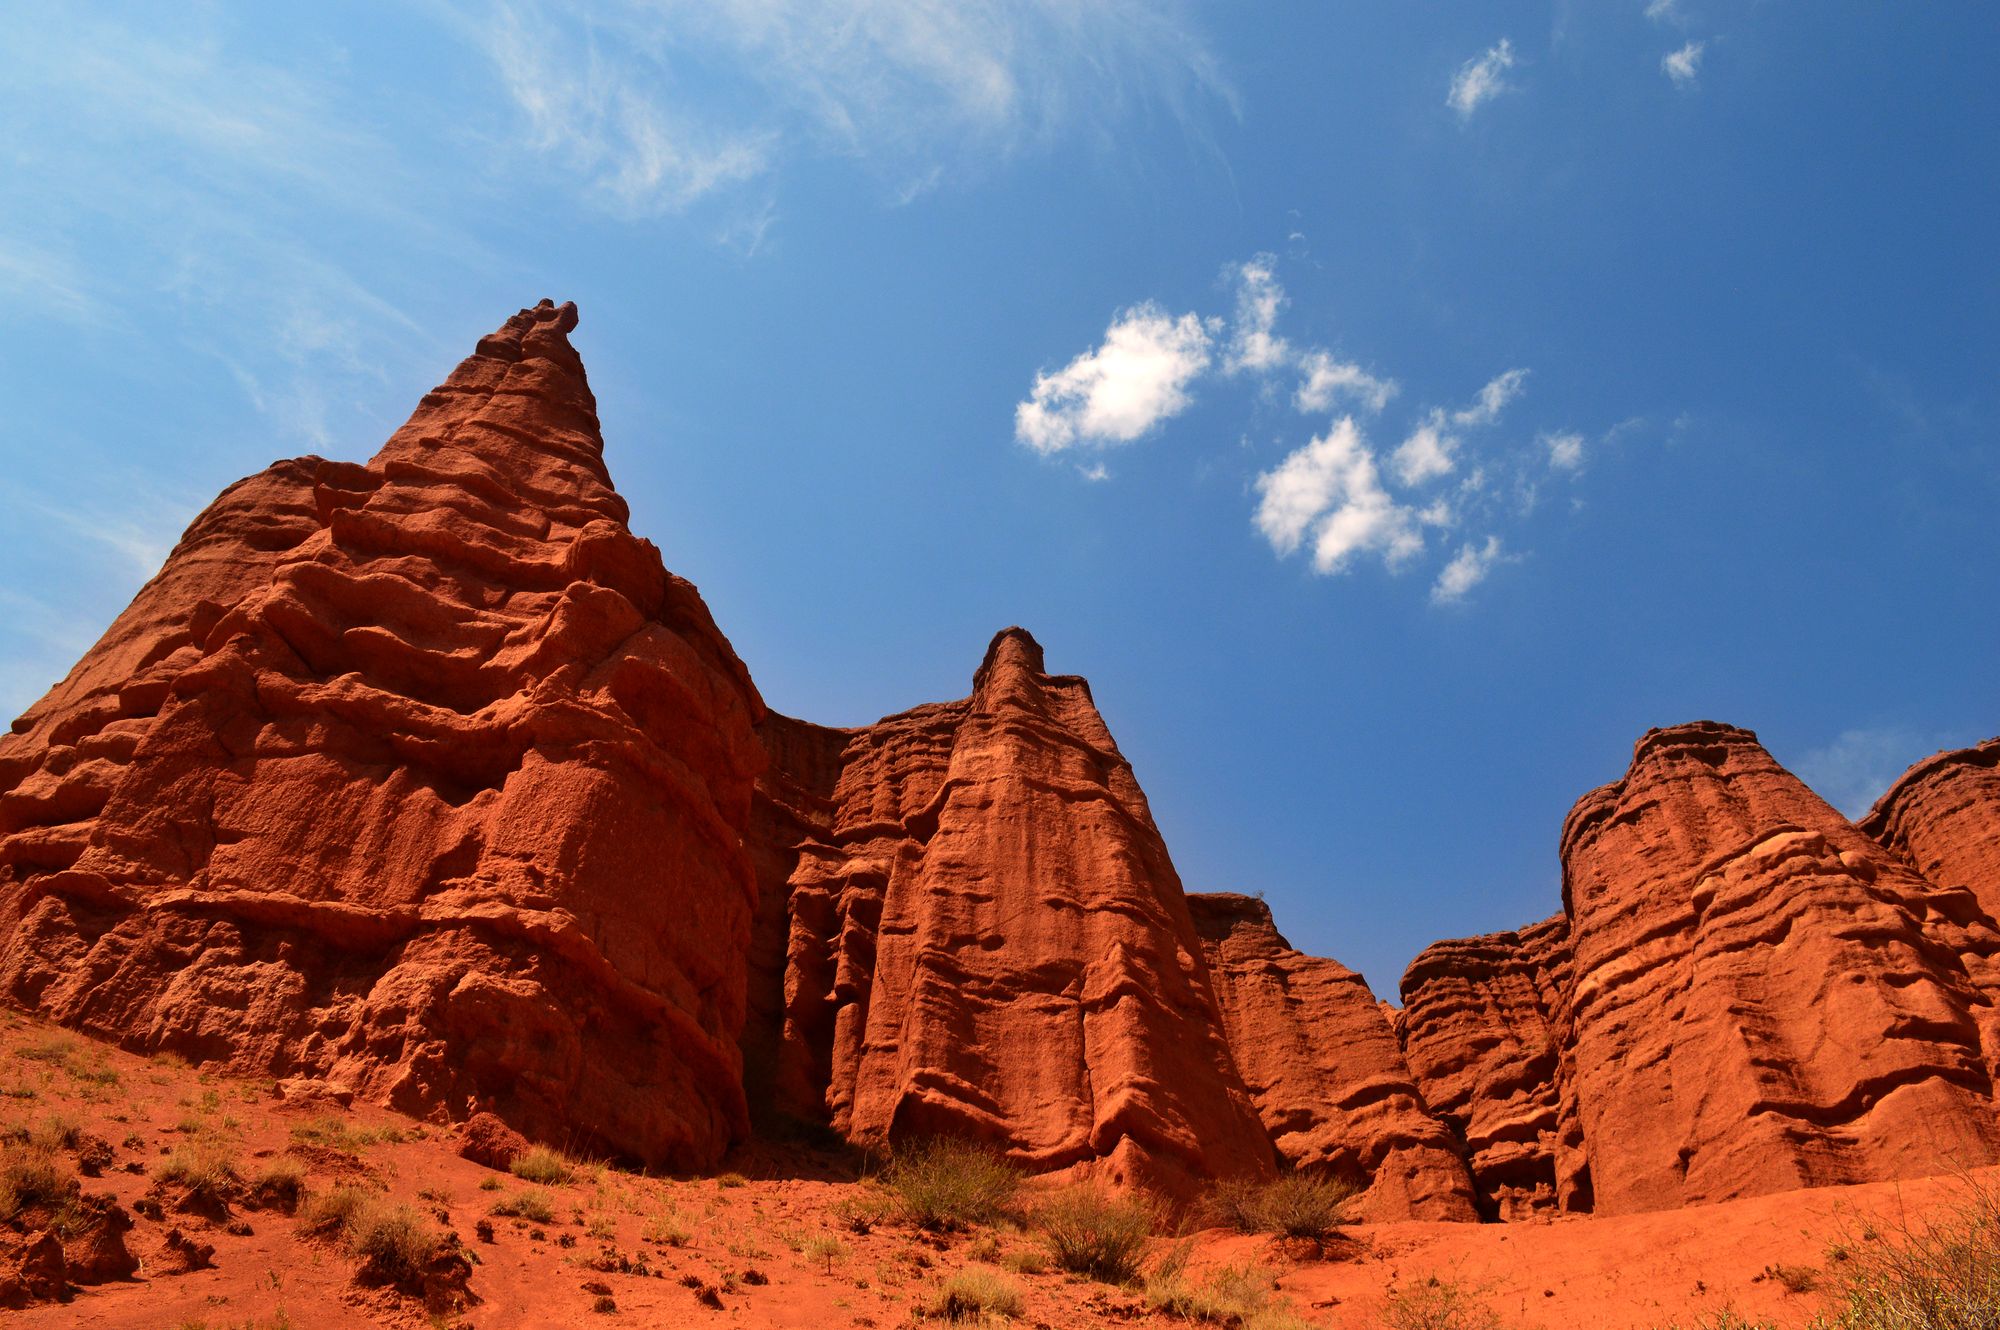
1862;736;2000;923
0;301;766;1171
1187;892;1477;1220
745;629;1275;1195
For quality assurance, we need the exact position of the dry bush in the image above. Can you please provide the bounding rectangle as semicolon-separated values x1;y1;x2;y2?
349;1202;444;1287
804;1234;850;1273
0;1141;70;1220
1144;1243;1311;1327
298;1184;374;1238
1207;1172;1356;1239
883;1137;1023;1231
1814;1174;2000;1329
510;1145;576;1186
249;1157;309;1213
1381;1274;1505;1330
1035;1185;1153;1285
159;1138;240;1207
925;1268;1027;1322
490;1187;557;1224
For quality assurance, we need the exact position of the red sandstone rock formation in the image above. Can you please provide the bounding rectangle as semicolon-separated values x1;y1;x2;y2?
747;630;1275;1195
0;301;766;1170
1395;915;1575;1219
1862;736;2000;924
1187;892;1477;1221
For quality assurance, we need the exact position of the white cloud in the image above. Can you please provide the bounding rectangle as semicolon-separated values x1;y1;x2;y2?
1015;304;1213;453
1223;255;1290;375
1295;350;1397;414
1253;418;1422;574
1449;39;1517;119
1453;368;1530;426
1792;726;1965;819
1432;536;1505;604
1646;0;1679;19
1392;421;1457;486
1545;431;1585;471
1078;462;1111;482
1662;40;1706;87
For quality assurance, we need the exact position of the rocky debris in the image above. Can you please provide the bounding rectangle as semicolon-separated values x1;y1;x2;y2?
0;1229;67;1307
1397;915;1575;1220
1861;735;2000;922
157;1226;216;1274
0;300;766;1173
457;1110;531;1172
59;1193;139;1283
746;629;1274;1196
1186;892;1476;1220
272;1077;356;1112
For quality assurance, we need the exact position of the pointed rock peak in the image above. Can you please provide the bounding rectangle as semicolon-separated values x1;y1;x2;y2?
474;298;582;363
1629;719;1761;767
972;626;1047;693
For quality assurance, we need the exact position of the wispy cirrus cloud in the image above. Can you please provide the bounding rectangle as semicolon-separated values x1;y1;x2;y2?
1449;39;1518;119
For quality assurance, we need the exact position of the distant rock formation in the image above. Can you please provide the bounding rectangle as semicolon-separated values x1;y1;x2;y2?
745;630;1275;1197
1188;892;1477;1220
0;302;766;1171
1400;722;2000;1218
4;302;1996;1220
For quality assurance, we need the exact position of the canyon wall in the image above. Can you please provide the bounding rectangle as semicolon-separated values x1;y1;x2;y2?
3;301;1995;1220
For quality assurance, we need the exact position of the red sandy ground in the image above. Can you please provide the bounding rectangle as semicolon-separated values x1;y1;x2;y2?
1;1007;1987;1330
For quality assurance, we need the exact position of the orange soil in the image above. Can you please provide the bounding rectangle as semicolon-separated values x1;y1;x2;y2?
0;1008;1987;1329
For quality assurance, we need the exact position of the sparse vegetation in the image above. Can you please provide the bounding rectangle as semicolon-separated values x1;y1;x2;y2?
349;1201;445;1287
290;1112;403;1151
510;1144;576;1186
1810;1174;2000;1329
1000;1248;1049;1276
804;1234;850;1273
491;1187;557;1224
0;1141;71;1220
925;1268;1026;1322
1381;1274;1505;1330
158;1137;241;1207
1144;1243;1311;1330
644;1207;691;1246
249;1157;309;1213
1035;1185;1153;1284
298;1184;374;1238
1206;1171;1356;1238
883;1137;1023;1231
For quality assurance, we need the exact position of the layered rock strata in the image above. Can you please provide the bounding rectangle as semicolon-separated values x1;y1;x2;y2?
747;630;1276;1195
1400;722;2000;1219
1861;737;2000;923
0;301;766;1170
1396;915;1575;1219
1188;892;1477;1220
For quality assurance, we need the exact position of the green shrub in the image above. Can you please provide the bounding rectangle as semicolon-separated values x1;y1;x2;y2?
926;1268;1026;1322
1035;1185;1153;1284
883;1137;1023;1231
1207;1172;1355;1238
509;1145;576;1186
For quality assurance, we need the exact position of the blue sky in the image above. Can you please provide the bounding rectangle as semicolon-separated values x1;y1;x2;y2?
3;3;1995;996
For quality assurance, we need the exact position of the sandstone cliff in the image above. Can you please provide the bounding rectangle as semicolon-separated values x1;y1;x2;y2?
1861;736;2000;923
0;301;767;1171
1187;892;1477;1220
1400;722;2000;1219
746;629;1276;1195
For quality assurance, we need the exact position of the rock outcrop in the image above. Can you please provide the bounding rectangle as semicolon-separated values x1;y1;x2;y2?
746;630;1275;1195
1861;737;2000;923
0;301;766;1171
1401;722;2000;1219
1187;892;1477;1220
1396;915;1575;1219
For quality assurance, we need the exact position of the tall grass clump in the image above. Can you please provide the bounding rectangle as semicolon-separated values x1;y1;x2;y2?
1036;1185;1153;1284
1814;1175;2000;1329
0;1141;70;1221
1207;1171;1356;1238
158;1138;240;1208
925;1268;1027;1323
883;1137;1023;1231
1380;1274;1504;1330
509;1145;576;1186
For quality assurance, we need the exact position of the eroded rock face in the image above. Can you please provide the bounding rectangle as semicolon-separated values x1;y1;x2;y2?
1861;737;2000;923
0;301;766;1170
1396;915;1576;1220
1187;892;1476;1220
748;630;1275;1195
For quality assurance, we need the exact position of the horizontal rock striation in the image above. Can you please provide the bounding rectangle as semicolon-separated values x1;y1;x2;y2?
0;301;767;1171
1396;914;1577;1219
748;629;1276;1195
1861;737;2000;924
1189;892;1477;1220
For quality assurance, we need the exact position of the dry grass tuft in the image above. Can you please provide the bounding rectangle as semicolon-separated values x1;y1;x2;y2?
1207;1171;1356;1239
925;1268;1026;1323
509;1145;576;1186
882;1137;1023;1231
1035;1185;1153;1285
